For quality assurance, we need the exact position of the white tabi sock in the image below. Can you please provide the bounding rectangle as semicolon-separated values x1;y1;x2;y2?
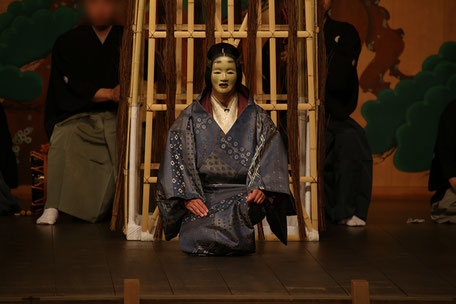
339;215;366;227
36;208;59;225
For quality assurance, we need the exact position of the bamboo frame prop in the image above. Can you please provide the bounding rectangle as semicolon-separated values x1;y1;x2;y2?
124;0;321;242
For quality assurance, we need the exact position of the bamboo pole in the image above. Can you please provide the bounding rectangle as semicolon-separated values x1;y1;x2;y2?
216;0;222;43
298;0;312;232
255;0;263;103
123;100;132;234
146;103;313;111
268;0;277;125
152;23;305;31
186;0;194;105
215;16;225;38
147;205;160;231
228;0;235;44
126;0;147;239
233;14;248;47
148;30;311;38
305;0;319;232
316;0;327;232
140;0;157;233
176;0;183;108
287;0;307;240
151;93;292;101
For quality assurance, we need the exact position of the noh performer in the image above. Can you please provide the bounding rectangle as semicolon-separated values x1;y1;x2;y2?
157;43;296;255
37;0;123;225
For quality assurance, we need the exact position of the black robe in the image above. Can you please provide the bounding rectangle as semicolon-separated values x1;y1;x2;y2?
0;104;17;189
429;99;456;203
0;103;20;215
44;25;122;138
324;17;373;222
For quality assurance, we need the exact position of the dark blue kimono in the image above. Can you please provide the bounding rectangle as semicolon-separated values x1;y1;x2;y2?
157;89;295;255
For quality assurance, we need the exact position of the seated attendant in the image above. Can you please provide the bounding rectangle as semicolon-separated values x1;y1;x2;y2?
37;0;122;225
157;43;295;255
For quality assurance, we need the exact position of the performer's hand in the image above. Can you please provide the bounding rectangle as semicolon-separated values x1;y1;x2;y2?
449;177;456;192
185;199;208;217
112;85;120;102
247;189;266;204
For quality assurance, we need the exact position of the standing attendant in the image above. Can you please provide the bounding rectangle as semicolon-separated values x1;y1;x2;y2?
37;0;123;224
323;0;373;226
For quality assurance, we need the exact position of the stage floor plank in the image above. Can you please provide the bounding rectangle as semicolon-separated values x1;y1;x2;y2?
1;198;456;303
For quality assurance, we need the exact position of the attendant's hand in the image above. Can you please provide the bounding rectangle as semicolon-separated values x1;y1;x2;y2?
185;199;208;217
247;189;266;204
112;85;120;102
92;88;114;102
449;177;456;192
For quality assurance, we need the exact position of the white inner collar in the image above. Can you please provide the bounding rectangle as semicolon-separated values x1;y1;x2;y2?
210;94;238;134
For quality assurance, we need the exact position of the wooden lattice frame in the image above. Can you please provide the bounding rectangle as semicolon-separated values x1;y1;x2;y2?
126;0;320;241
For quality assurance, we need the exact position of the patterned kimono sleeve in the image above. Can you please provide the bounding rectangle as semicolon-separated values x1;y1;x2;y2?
248;110;290;195
247;108;296;244
157;113;205;240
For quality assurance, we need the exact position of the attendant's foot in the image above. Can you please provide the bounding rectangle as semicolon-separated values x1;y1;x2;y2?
339;215;366;227
36;208;59;225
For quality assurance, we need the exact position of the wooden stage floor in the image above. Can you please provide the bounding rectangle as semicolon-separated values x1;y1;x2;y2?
1;197;456;303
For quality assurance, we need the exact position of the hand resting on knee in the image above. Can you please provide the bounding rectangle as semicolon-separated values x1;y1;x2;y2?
247;189;265;204
185;199;208;217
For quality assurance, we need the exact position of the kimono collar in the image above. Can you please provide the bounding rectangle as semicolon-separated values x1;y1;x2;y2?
91;25;113;45
199;86;251;117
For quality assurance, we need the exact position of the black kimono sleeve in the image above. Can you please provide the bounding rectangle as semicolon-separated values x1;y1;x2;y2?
50;38;100;113
0;104;18;189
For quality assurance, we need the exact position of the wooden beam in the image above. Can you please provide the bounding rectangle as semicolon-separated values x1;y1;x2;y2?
351;280;370;304
124;279;140;304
